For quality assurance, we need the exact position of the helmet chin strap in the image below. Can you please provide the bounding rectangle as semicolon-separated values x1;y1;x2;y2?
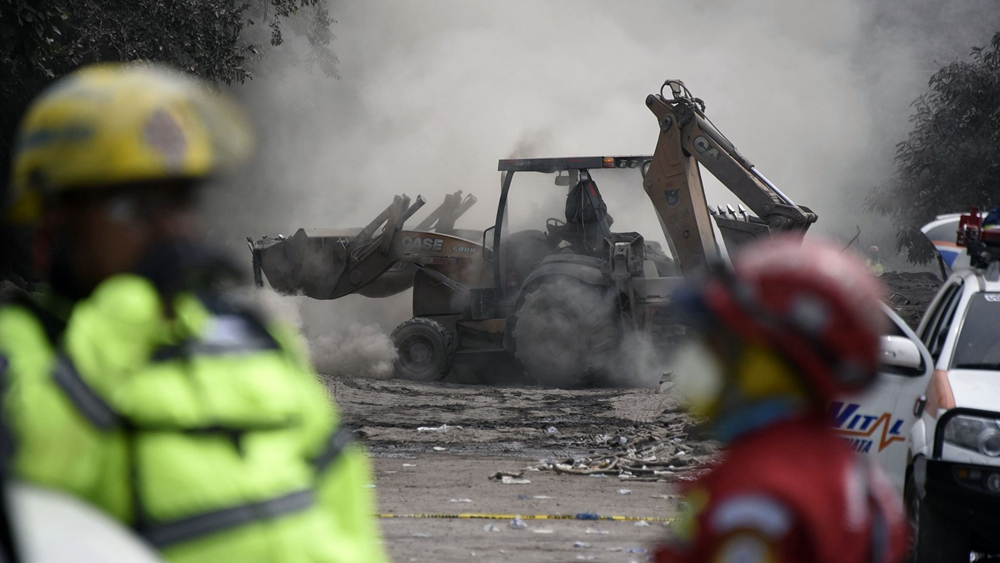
47;227;92;301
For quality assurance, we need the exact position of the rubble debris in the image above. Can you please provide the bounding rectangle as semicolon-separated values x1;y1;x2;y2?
879;272;941;329
526;431;715;481
418;424;462;433
489;470;525;480
501;476;531;485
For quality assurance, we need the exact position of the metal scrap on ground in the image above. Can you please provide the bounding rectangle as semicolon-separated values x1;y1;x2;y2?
520;423;715;482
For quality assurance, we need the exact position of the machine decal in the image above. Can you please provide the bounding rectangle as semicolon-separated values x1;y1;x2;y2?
401;236;445;252
829;402;905;454
693;136;719;159
451;245;476;254
666;189;679;207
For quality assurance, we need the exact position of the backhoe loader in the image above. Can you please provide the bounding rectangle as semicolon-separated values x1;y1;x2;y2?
249;80;817;387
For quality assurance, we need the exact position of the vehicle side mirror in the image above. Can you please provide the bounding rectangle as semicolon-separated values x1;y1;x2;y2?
880;335;922;370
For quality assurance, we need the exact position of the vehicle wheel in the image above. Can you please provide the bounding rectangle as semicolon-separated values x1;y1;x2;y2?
391;318;455;382
512;278;620;388
906;472;970;563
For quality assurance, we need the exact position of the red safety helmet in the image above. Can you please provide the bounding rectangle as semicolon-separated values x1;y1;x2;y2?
699;236;887;403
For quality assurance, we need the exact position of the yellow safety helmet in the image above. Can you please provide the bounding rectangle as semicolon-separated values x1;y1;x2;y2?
7;62;253;224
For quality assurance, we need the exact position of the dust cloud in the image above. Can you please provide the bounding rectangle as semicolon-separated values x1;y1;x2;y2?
203;0;998;382
250;287;398;378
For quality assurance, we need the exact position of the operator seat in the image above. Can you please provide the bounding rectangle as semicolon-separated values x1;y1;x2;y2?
555;178;613;256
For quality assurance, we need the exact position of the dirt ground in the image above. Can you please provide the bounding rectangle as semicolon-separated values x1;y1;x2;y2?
879;271;942;328
326;376;711;562
324;272;945;562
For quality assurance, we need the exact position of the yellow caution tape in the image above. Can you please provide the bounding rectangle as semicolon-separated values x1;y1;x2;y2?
375;513;673;522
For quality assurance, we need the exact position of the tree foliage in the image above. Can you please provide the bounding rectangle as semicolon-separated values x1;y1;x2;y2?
867;31;1000;264
0;0;337;200
0;0;336;283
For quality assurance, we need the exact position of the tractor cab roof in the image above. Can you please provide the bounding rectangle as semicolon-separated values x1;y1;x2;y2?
497;155;651;173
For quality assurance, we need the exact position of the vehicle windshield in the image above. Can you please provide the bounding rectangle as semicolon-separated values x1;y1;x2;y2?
951;292;1000;370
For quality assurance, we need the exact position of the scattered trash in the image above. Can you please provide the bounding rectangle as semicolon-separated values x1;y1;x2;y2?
617;489;632;495
402;463;416;467
575;513;599;520
501;476;531;485
417;424;462;433
489;470;525;480
483;524;501;532
573;541;592;548
411;532;431;538
432;446;447;452
532;528;554;534
585;528;609;535
517;494;529;500
525;426;716;481
449;498;473;503
509;517;528;530
628;547;648;554
634;520;650;527
576;556;598;561
547;426;558;435
363;484;376;489
532;495;552;499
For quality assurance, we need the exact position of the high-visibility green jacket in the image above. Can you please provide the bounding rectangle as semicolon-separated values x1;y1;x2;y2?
0;274;387;563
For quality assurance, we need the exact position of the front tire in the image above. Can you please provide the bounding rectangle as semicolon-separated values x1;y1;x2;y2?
512;278;619;388
391;318;455;382
906;472;970;563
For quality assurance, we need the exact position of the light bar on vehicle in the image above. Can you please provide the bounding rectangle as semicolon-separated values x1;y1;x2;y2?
497;155;652;173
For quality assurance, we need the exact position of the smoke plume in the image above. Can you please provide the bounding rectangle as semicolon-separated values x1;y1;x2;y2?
202;0;999;383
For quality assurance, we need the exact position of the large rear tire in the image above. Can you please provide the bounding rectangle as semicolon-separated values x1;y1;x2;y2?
391;318;455;382
906;472;970;563
512;278;619;388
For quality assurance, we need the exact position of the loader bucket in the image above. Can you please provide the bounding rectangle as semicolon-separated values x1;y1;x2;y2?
255;228;351;299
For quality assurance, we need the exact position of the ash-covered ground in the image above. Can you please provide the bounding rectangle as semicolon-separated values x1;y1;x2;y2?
325;270;944;562
326;376;711;562
879;271;943;328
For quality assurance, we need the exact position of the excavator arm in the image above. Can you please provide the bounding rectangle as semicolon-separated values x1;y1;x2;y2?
643;79;817;274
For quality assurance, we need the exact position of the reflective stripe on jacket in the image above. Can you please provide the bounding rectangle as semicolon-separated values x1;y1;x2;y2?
0;275;387;563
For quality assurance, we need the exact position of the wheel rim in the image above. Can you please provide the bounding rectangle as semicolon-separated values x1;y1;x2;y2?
400;335;436;373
